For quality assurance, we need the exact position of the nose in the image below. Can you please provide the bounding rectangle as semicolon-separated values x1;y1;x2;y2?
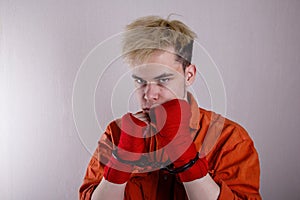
144;82;159;102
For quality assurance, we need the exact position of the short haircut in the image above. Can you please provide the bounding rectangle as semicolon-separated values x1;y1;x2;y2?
122;15;197;70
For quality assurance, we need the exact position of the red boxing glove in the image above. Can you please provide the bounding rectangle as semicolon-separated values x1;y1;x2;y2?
103;113;147;184
150;99;208;182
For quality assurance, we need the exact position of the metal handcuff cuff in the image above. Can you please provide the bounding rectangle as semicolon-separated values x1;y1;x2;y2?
112;148;200;174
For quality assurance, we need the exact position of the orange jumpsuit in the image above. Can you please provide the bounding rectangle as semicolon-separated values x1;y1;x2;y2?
79;94;261;199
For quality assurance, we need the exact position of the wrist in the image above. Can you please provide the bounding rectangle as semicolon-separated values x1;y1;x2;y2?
103;157;132;184
163;137;208;182
117;113;147;161
164;152;200;174
178;156;208;182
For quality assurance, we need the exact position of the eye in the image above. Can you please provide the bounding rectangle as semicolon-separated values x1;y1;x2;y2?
135;78;146;85
158;78;170;84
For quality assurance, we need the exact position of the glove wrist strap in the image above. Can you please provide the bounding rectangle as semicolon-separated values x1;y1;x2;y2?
163;152;200;174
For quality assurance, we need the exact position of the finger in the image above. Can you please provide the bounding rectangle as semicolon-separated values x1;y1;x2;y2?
133;113;150;123
134;112;149;119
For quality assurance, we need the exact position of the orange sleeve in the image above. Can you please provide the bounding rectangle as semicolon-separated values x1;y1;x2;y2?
79;149;103;200
211;127;261;200
79;121;119;200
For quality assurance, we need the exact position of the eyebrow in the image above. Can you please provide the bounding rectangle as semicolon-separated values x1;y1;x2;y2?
131;73;174;80
153;73;174;80
131;74;144;80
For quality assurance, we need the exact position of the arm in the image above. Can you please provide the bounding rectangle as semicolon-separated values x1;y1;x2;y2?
91;179;126;200
197;110;261;200
79;114;147;200
211;137;261;199
151;99;261;200
184;121;261;200
151;99;220;199
79;131;115;200
169;137;261;200
184;174;220;200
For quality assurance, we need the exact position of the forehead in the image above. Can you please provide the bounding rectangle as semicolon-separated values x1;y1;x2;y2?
131;50;184;78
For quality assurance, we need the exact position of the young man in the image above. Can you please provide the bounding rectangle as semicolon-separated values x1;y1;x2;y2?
79;16;261;200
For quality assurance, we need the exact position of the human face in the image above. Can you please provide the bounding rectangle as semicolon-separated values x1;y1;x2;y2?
131;50;196;113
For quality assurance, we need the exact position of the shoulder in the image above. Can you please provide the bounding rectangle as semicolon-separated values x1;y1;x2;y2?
100;118;122;145
105;118;122;135
197;107;254;155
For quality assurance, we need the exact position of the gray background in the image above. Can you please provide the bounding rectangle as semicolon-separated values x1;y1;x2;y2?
1;0;300;199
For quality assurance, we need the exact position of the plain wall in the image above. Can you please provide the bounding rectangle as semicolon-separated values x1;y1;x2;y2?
1;0;300;199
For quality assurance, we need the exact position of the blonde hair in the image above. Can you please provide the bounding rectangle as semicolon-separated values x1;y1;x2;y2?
122;15;197;69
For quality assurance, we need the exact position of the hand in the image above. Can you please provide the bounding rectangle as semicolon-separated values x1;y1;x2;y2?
132;112;150;124
150;99;208;182
104;113;147;184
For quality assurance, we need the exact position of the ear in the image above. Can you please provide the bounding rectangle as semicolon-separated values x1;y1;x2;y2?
185;64;196;86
